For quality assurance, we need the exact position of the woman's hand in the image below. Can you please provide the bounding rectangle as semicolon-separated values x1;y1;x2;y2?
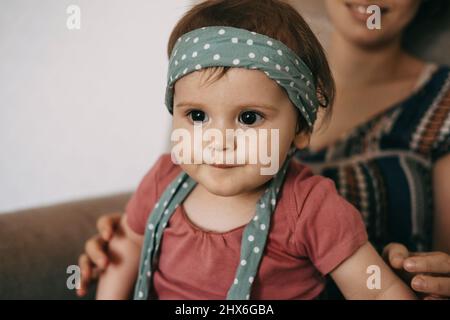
383;243;450;299
76;213;122;297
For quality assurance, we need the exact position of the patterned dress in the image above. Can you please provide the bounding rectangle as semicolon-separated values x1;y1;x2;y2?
295;65;450;253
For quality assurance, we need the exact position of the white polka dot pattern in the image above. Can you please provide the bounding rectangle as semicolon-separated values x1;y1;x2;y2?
165;26;319;127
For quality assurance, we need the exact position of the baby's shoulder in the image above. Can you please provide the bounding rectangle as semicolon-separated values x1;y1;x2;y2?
149;153;182;191
124;153;183;235
137;153;182;199
154;153;182;176
283;159;346;218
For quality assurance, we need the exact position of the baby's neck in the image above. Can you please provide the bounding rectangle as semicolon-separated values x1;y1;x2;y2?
198;182;267;207
181;181;270;233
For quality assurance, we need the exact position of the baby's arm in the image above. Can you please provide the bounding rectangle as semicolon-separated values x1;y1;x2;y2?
330;242;416;299
96;214;143;300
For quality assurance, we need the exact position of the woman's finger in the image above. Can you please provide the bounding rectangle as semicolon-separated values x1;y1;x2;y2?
85;235;109;270
409;251;443;257
411;275;450;297
383;242;410;270
97;213;122;241
404;252;450;274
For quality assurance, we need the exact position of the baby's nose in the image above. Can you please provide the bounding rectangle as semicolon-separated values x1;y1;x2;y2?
210;130;235;151
207;120;236;151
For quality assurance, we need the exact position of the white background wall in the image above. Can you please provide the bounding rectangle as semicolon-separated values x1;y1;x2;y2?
0;0;191;212
2;0;449;213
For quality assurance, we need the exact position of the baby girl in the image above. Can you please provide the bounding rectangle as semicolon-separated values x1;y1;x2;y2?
94;0;415;300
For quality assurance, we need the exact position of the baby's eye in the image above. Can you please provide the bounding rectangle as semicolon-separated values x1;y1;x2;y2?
187;110;209;123
238;111;264;126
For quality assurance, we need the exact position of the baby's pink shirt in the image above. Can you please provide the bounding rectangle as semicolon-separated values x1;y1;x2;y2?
126;154;368;299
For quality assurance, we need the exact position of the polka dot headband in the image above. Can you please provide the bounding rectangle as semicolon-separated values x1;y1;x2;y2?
165;26;320;127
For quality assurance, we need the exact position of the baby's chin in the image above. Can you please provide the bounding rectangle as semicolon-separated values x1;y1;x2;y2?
182;164;268;197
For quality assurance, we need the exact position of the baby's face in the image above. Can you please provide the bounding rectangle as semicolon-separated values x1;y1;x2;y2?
171;67;306;197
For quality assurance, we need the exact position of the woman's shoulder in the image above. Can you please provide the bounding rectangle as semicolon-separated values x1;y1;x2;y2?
398;64;449;116
419;64;449;100
405;64;450;160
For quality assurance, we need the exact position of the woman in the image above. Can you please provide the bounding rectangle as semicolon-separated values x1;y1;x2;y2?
77;0;450;299
297;0;450;298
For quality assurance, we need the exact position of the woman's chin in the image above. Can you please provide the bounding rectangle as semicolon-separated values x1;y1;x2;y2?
340;25;399;50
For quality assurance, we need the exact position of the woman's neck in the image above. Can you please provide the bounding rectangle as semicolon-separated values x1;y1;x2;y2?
328;32;421;87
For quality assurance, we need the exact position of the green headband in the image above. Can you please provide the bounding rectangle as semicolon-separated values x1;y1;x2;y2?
165;26;319;127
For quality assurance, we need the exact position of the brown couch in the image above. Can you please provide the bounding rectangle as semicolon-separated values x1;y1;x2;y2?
0;193;131;299
1;0;449;300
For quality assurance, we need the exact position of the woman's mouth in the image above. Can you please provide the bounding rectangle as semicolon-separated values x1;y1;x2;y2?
344;1;390;23
209;163;242;169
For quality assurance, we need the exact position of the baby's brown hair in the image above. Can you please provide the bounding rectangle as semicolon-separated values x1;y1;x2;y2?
167;0;334;134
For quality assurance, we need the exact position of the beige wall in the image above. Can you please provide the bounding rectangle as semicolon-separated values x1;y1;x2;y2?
1;0;448;213
0;0;192;212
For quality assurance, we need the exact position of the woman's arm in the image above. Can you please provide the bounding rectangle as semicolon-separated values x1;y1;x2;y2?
330;242;416;299
377;155;450;299
432;154;450;254
393;155;450;299
95;215;143;300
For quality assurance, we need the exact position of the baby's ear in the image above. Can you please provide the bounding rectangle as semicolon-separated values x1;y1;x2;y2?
293;131;311;150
